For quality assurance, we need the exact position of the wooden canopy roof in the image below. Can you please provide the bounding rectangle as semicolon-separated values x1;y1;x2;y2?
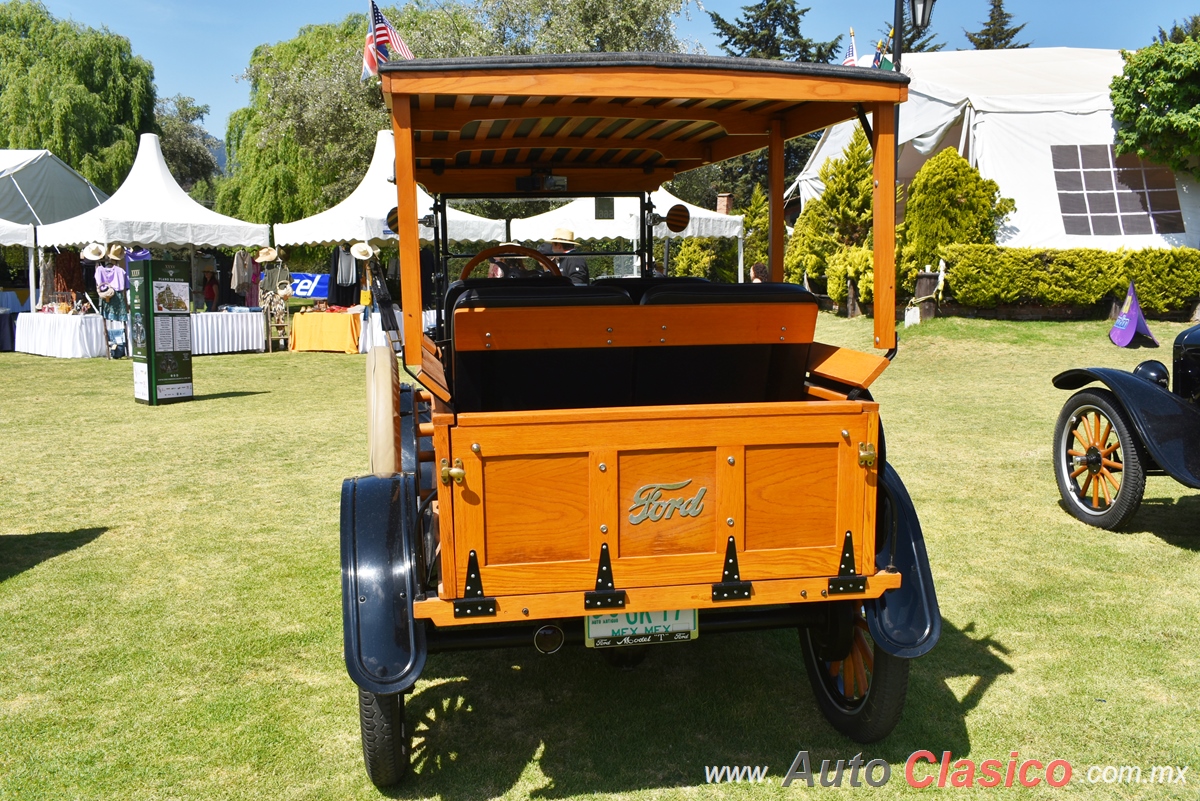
381;53;908;195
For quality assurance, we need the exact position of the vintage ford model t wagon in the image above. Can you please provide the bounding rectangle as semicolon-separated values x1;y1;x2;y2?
341;53;941;786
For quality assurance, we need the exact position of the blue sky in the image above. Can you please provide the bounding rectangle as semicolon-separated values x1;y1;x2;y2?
44;0;1199;140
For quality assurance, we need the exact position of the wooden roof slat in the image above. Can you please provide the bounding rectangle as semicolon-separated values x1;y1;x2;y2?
412;103;786;136
413;136;712;161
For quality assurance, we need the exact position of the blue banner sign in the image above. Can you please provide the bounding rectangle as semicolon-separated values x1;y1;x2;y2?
290;273;329;299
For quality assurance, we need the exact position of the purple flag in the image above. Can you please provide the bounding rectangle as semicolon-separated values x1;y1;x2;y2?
1109;281;1158;347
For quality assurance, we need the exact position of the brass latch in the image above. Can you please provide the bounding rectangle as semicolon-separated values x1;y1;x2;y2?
858;443;877;468
440;458;466;485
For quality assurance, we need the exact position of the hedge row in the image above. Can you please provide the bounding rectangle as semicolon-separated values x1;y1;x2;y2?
941;245;1200;313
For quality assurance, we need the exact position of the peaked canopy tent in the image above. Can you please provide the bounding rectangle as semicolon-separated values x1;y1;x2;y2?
1;149;108;311
38;134;269;250
273;130;504;247
509;188;747;278
791;48;1199;251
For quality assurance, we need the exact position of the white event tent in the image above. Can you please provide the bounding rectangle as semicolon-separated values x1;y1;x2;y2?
273;130;504;246
2;149;108;310
791;48;1199;251
38;134;269;249
509;188;746;277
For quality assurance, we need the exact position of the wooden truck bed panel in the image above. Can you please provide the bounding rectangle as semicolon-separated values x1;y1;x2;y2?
445;401;879;598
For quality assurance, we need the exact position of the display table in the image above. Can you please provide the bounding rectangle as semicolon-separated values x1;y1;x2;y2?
191;312;266;355
0;290;29;313
290;311;362;353
14;313;106;358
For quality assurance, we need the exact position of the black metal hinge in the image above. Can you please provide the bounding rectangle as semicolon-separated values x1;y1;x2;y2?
712;536;752;601
828;530;867;595
584;543;626;609
453;549;497;617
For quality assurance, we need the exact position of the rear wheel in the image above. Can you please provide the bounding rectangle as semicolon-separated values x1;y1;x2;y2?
801;606;909;742
1053;389;1146;529
358;690;409;787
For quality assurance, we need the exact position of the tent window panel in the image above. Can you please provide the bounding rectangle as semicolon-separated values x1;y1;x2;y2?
1117;191;1149;214
1091;215;1122;235
1121;214;1153;235
1083;171;1114;191
1063;216;1092;236
1055;171;1083;192
1144;169;1176;190
1147;191;1181;212
1115;169;1144;191
1113;151;1142;169
1086;193;1117;214
1051;145;1080;170
1058;193;1087;214
1080;145;1113;169
1153;213;1186;234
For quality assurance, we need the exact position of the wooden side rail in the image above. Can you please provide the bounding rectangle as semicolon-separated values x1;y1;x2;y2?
453;303;818;352
807;342;890;389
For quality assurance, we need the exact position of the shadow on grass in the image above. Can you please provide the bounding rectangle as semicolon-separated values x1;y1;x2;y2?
0;527;106;583
1125;494;1200;550
190;391;270;402
384;619;1012;799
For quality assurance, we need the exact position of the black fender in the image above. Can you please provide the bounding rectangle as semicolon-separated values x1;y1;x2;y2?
1053;368;1200;489
866;463;941;659
341;473;427;695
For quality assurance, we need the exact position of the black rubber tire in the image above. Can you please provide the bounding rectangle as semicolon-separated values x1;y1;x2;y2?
358;690;409;787
1053;388;1146;530
801;616;909;743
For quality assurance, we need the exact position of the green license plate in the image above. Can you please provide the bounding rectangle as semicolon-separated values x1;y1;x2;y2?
585;609;699;648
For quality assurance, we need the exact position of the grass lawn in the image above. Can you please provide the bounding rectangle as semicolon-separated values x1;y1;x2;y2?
1;315;1197;800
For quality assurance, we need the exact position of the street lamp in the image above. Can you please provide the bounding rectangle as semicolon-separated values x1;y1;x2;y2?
911;0;935;33
892;0;937;72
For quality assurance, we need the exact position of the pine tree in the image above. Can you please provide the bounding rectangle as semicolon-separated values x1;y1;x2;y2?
709;0;841;62
877;6;945;56
964;0;1030;50
1156;15;1200;43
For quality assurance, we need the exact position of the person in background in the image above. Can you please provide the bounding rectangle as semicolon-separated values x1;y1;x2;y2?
750;262;770;283
202;267;220;311
549;228;588;285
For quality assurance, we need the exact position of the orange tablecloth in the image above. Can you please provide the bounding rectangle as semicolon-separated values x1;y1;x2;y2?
289;311;361;353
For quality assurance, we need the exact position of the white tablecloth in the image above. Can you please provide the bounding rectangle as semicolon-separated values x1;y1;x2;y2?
191;312;265;355
14;313;106;358
0;290;29;313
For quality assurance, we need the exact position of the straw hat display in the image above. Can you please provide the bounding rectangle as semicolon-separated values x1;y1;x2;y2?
351;242;378;260
254;246;278;263
548;228;578;246
81;242;106;262
106;244;125;262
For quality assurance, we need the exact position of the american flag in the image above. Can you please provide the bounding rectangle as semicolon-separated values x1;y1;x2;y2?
842;28;857;67
370;1;413;61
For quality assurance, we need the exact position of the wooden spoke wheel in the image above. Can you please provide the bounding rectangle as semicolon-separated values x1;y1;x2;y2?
459;245;561;281
1053;388;1146;530
801;605;909;743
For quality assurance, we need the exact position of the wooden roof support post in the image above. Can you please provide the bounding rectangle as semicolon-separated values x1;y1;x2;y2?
871;102;897;351
391;94;425;368
767;118;785;283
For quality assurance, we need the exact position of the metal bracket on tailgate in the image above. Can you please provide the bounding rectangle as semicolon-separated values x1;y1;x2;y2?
584;543;627;609
828;530;867;595
712;536;752;601
453;550;497;618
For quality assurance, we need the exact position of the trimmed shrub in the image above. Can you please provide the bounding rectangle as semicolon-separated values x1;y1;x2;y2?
786;126;874;282
902;148;1015;291
740;185;769;268
941;244;1200;312
826;246;874;304
672;236;718;280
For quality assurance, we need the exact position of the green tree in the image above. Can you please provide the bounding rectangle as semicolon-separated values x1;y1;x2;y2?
672;236;717;279
479;0;686;53
964;0;1029;50
1111;39;1200;180
156;95;219;192
1156;15;1200;43
740;184;769;266
0;0;156;193
876;6;945;55
709;0;840;61
901;147;1014;289
786;126;874;283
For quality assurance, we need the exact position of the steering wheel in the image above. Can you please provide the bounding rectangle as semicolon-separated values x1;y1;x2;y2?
459;245;562;282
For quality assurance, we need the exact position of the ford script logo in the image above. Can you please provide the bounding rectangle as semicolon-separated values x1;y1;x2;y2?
628;480;707;525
